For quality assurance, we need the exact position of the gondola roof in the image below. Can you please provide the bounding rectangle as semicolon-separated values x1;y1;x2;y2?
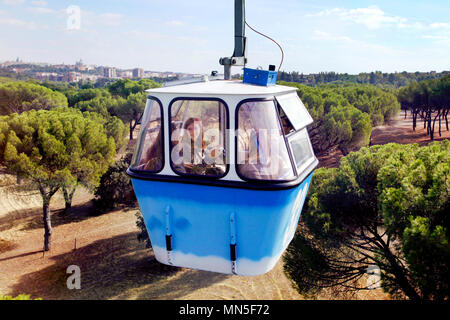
146;80;297;97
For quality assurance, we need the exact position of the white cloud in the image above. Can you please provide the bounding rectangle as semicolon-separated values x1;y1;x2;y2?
62;10;126;31
166;20;184;27
98;13;123;26
308;5;450;34
27;6;56;14
308;6;408;30
122;30;164;41
2;0;25;5
421;34;450;47
313;30;352;43
30;0;47;6
429;22;450;29
397;22;426;30
0;16;37;29
422;35;449;40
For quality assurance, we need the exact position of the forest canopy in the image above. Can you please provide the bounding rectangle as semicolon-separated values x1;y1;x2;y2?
279;82;400;156
284;141;450;300
0;81;68;115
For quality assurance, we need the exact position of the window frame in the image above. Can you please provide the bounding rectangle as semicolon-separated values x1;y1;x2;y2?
130;96;165;174
168;97;230;180
275;92;313;131
235;97;298;183
287;128;316;174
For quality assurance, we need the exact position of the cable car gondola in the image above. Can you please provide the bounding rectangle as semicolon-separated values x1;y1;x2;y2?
127;0;318;276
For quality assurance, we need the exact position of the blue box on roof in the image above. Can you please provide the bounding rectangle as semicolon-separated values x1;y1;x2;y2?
243;68;277;86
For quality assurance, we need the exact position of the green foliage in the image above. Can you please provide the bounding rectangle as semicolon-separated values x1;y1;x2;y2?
397;75;449;140
284;141;450;300
65;88;112;108
0;107;115;190
278;70;450;88
69;79;161;142
107;79;160;140
93;153;136;212
120;91;147;123
73;95;124;118
40;81;78;93
108;79;160;99
0;108;116;248
75;99;128;150
279;82;400;155
0;81;68;115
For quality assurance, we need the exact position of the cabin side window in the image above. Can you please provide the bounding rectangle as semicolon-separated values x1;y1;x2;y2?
278;104;295;136
236;100;296;181
275;93;313;131
169;99;228;177
288;129;315;172
276;93;315;173
130;98;164;173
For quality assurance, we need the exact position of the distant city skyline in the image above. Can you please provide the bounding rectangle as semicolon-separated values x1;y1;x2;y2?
0;57;195;76
0;0;449;74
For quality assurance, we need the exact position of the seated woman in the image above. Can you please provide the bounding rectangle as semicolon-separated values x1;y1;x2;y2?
172;117;225;176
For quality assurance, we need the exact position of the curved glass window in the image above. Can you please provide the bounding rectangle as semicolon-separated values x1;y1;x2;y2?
288;129;315;172
170;99;228;177
131;98;163;172
237;100;295;181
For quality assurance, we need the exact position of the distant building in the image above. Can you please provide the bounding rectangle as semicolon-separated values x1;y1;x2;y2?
104;67;116;78
75;59;84;70
160;72;178;78
34;72;60;82
118;70;133;78
132;68;144;78
64;72;82;82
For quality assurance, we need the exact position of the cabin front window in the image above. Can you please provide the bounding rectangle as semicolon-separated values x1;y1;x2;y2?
131;98;164;173
169;98;228;177
236;100;296;181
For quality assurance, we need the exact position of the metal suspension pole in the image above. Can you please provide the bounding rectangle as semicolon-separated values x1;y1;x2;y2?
220;0;247;80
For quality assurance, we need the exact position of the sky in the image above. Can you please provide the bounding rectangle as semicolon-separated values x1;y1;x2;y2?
0;0;449;74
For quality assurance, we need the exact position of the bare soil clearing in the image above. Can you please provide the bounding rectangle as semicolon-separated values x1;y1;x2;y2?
1;113;444;300
317;113;450;169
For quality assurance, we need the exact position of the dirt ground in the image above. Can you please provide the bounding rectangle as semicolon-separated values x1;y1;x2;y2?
317;112;450;168
0;112;447;300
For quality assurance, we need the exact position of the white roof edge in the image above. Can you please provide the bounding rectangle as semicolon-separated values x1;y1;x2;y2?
145;80;297;96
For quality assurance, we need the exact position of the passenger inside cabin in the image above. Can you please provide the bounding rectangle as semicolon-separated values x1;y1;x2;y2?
237;101;295;181
173;117;225;176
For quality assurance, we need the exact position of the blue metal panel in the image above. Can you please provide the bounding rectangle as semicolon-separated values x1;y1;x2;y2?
132;172;313;276
243;68;278;86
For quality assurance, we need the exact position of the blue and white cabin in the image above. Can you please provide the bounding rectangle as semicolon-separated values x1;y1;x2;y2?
127;79;318;276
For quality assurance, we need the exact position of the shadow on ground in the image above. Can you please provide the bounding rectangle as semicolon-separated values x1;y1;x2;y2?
8;231;229;300
0;200;109;233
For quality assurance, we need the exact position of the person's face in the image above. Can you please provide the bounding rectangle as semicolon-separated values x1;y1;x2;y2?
187;123;195;139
